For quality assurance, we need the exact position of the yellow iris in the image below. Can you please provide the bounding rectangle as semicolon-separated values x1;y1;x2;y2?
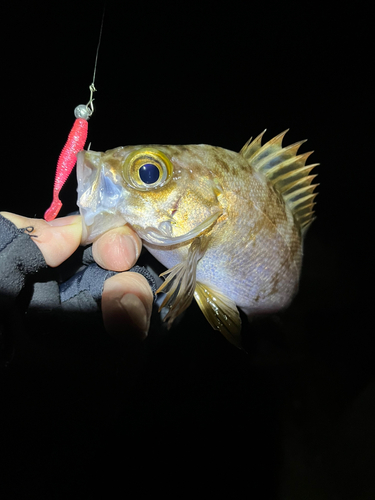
122;148;173;191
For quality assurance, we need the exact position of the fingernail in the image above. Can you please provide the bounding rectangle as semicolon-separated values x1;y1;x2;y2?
120;293;149;339
121;234;139;263
47;215;81;227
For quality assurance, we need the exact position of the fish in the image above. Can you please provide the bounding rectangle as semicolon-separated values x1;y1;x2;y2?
76;130;318;348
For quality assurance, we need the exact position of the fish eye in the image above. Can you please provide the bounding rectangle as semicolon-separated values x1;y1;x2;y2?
122;148;173;191
139;163;160;184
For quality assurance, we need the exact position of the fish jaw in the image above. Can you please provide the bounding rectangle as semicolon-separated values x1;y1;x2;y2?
77;150;130;243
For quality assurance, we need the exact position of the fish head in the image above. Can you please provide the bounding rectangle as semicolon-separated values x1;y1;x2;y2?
77;145;223;245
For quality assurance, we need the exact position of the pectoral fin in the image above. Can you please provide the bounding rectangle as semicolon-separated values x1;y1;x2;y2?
157;236;209;327
194;282;242;349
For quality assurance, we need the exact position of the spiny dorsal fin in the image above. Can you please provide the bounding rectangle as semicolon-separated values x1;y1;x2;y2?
240;130;318;234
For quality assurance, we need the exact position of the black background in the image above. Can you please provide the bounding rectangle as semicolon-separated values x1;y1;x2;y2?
1;2;373;498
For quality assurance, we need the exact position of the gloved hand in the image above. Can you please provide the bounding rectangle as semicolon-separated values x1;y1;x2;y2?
0;212;157;345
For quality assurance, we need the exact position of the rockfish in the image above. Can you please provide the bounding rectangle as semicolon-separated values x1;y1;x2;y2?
77;130;318;348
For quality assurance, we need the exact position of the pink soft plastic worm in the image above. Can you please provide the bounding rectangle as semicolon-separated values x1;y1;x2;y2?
44;11;103;221
44;117;88;221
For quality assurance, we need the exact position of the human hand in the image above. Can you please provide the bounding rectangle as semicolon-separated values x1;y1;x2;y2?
0;212;153;343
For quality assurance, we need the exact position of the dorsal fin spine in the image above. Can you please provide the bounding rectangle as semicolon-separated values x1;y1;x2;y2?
240;130;318;234
239;130;266;158
255;140;306;172
273;167;318;193
279;175;318;196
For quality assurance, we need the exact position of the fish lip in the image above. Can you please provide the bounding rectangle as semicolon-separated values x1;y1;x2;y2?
76;150;128;244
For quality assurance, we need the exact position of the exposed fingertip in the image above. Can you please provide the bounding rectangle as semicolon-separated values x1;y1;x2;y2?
121;293;149;338
30;217;81;267
102;273;153;344
93;230;140;271
103;292;149;342
120;233;139;266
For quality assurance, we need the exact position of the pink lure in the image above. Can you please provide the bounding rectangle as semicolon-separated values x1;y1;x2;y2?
44;107;89;221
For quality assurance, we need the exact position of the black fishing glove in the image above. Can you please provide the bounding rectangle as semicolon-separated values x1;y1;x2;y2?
0;214;157;361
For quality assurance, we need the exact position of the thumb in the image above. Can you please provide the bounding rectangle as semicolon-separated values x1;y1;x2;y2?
0;212;82;267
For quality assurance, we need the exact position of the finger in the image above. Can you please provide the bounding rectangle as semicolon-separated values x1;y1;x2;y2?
102;271;153;343
92;225;142;272
0;212;82;267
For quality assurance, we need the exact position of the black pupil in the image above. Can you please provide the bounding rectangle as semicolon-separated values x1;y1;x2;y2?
139;163;160;184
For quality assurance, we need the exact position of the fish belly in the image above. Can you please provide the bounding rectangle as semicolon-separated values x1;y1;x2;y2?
196;227;302;317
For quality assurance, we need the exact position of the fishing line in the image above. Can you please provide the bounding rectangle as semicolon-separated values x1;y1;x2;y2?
44;6;105;222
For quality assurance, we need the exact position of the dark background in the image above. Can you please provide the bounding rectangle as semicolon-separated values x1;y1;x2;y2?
1;2;373;498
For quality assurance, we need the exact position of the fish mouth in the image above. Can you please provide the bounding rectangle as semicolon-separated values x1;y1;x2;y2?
76;150;127;244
